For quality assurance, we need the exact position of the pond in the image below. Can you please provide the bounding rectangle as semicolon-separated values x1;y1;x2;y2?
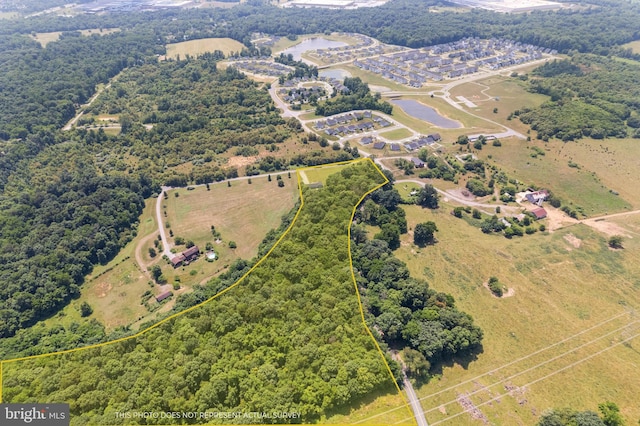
391;99;462;129
319;68;351;81
281;38;348;61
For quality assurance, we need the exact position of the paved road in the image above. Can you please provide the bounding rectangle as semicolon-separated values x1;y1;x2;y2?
404;373;429;426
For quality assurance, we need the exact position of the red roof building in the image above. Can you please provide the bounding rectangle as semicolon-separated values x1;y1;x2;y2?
532;207;547;220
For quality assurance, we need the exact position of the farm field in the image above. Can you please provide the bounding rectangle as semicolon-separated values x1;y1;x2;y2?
482;137;632;216
165;37;246;59
30;28;120;47
164;175;299;261
389;202;640;425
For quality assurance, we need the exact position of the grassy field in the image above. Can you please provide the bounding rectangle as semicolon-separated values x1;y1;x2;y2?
484;137;633;216
621;40;640;54
165;37;246;59
556;138;640;210
299;163;350;184
448;75;548;135
380;127;413;140
30;28;120;47
164;176;299;261
0;11;19;19
385;201;640;425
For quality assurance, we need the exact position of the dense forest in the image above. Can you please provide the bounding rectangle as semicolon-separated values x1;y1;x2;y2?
518;55;640;141
0;141;153;339
3;162;402;424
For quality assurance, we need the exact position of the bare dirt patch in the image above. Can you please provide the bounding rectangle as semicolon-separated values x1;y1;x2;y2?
544;206;579;232
563;233;582;250
583;218;633;238
227;155;259;168
94;281;112;298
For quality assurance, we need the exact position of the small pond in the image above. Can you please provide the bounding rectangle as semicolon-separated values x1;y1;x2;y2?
281;38;348;61
391;99;461;129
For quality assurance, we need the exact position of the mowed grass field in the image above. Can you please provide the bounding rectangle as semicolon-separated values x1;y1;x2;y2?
391;202;640;425
164;175;299;261
165;37;245;59
380;127;413;140
299;163;350;185
482;137;632;216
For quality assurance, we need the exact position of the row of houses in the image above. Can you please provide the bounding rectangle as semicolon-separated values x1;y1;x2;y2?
404;133;441;151
353;37;552;88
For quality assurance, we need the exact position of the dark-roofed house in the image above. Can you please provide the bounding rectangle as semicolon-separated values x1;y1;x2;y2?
156;291;173;303
361;136;373;145
170;255;185;268
373;141;386;149
428;133;441;141
411;157;425;168
183;245;200;262
390;144;400;152
531;207;547;220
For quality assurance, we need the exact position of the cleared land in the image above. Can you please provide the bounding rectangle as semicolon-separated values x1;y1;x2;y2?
164;176;299;261
380;202;640;425
621;40;640;54
40;200;158;331
30;28;120;47
165;37;246;59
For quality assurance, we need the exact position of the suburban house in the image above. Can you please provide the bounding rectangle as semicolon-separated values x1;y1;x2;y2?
411;157;425;168
170;245;200;268
531;207;548;220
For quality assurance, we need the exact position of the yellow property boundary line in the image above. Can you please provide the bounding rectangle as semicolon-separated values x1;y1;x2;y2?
0;157;416;425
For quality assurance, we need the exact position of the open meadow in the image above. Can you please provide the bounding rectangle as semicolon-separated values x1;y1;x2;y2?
387;202;640;425
483;137;633;216
164;175;299;261
165;37;246;59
